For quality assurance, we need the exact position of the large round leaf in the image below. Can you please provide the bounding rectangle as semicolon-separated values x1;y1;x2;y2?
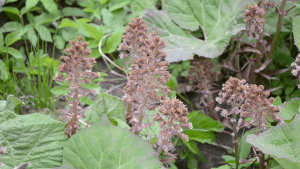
63;124;161;169
142;0;255;62
0;111;67;168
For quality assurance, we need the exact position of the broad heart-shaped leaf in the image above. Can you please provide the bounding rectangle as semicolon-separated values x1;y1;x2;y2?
246;115;300;165
265;0;300;35
278;98;300;121
293;15;300;50
184;111;224;144
81;94;126;127
0;110;67;168
142;0;255;62
63;124;161;169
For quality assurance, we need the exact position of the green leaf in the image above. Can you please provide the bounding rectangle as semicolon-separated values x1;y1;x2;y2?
5;95;25;111
238;131;251;161
184;140;205;162
273;96;282;106
187;153;198;169
293;15;300;50
5;29;27;46
33;13;61;25
1;7;20;15
50;85;69;95
0;47;24;59
106;28;125;53
25;25;37;47
185;111;224;144
272;156;300;169
79;96;93;106
58;18;78;29
81;94;126;126
0;60;8;80
131;0;157;17
54;35;65;50
63;124;161;169
77;21;102;40
278;98;300;121
142;0;255;62
40;0;58;14
109;0;131;11
0;32;3;48
35;25;53;42
285;86;295;96
62;7;87;17
165;75;178;90
26;0;39;11
265;1;300;35
211;165;231;169
0;21;23;33
246;115;300;164
0;111;67;168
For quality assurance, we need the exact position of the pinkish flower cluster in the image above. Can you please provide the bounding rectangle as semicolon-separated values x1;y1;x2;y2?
291;54;300;88
153;98;192;157
243;4;265;39
0;141;6;154
54;35;100;136
216;77;282;133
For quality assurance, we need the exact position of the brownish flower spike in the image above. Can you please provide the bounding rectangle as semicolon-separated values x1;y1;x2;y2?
291;54;300;89
243;3;265;39
154;98;192;158
54;35;100;137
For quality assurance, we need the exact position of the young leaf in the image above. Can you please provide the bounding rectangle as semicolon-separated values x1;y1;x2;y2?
4;29;27;46
0;6;20;15
0;60;8;80
142;0;255;62
278;98;300;120
0;47;24;59
109;0;131;11
273;96;282;106
106;28;125;53
26;0;39;11
131;0;157;17
246;115;300;164
25;25;37;47
293;15;300;50
0;21;22;33
63;124;161;169
5;95;25;111
62;7;87;17
0;32;3;48
0;111;67;168
50;85;69;95
58;18;78;29
80;94;126;127
40;0;58;15
35;25;53;42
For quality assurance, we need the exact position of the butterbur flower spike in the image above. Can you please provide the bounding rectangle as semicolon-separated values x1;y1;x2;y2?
291;54;300;89
243;3;265;39
54;35;99;136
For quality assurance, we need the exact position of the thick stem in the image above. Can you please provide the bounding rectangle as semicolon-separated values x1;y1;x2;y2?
267;0;287;60
232;112;239;169
259;151;265;169
71;88;79;136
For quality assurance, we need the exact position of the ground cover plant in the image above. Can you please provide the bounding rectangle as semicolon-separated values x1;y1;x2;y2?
1;0;300;169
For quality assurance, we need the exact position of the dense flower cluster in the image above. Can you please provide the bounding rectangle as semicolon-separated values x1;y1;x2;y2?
243;3;265;39
153;98;192;157
54;35;100;92
187;56;219;92
121;19;172;134
291;54;300;88
0;140;6;154
216;77;282;133
238;84;281;132
54;35;99;136
118;17;148;59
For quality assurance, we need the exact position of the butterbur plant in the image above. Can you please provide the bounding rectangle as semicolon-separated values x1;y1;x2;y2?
187;56;220;118
216;77;283;168
54;35;99;137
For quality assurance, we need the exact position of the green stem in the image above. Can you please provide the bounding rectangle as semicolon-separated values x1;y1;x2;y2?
176;93;197;109
267;0;287;60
